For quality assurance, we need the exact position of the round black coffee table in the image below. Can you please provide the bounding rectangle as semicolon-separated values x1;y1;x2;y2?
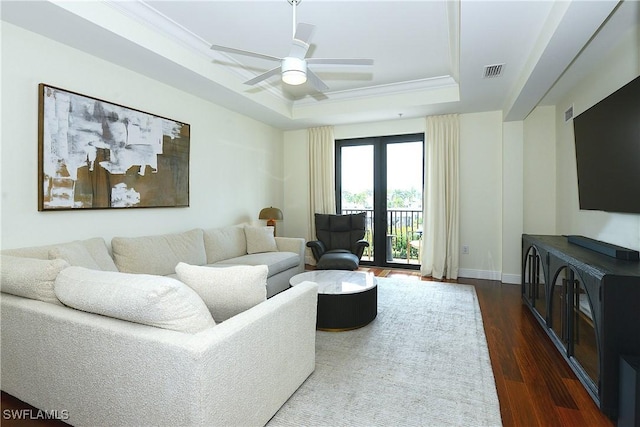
290;270;377;331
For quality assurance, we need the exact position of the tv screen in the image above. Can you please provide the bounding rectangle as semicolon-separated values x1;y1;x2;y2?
573;75;640;214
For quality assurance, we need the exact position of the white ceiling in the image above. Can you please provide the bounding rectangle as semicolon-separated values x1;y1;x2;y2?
1;0;636;130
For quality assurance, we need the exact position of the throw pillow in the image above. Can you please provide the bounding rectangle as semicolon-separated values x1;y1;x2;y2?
54;266;216;334
49;242;102;270
245;226;278;254
175;263;267;323
0;255;69;305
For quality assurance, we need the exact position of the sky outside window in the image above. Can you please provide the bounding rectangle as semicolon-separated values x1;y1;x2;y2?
340;141;423;210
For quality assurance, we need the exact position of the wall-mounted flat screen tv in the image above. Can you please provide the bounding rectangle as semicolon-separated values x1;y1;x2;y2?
573;75;640;214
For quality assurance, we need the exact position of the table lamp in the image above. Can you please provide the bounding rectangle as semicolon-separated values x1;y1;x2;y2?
259;207;283;235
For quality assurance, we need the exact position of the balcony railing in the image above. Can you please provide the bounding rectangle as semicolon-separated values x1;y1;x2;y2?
342;208;423;265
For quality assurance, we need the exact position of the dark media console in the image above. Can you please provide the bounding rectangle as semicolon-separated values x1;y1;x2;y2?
522;234;640;420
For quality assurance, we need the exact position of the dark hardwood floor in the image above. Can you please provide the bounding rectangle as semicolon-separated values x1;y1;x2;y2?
469;278;612;426
1;267;614;426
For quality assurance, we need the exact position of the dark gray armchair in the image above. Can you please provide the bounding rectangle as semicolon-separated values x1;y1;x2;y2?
307;212;370;270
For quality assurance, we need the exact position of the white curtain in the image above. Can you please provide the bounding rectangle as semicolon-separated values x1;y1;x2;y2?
421;114;460;280
308;126;336;249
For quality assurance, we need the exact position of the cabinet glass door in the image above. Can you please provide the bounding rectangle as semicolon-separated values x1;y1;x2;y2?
550;267;569;349
523;246;546;319
572;277;599;387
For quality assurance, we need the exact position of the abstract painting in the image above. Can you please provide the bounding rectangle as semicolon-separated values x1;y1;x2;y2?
38;84;190;210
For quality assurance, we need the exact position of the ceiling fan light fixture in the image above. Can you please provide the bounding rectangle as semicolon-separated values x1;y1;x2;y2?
210;0;372;93
281;57;307;85
282;70;307;85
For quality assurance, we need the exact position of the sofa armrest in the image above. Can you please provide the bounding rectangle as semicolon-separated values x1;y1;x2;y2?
275;236;305;271
274;236;304;254
187;280;318;425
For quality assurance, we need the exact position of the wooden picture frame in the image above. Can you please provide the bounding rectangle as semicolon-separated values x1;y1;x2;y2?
38;84;190;210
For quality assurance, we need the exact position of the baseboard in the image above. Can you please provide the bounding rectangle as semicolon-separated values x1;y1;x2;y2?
501;273;521;285
458;268;502;282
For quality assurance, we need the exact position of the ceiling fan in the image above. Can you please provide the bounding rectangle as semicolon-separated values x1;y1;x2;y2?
210;0;374;92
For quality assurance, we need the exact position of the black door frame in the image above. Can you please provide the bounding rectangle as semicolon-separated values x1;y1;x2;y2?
335;133;424;268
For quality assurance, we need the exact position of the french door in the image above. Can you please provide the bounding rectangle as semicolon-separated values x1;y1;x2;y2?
335;133;424;268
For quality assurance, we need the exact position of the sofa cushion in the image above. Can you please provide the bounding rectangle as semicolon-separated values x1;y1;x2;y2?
244;226;278;254
112;229;206;276
203;225;247;264
50;238;118;271
214;252;300;277
175;263;267;323
0;255;69;305
77;238;119;271
2;238;118;271
49;242;101;270
54;266;215;333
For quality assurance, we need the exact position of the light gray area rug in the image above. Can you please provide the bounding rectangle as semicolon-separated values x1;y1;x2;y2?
268;278;502;427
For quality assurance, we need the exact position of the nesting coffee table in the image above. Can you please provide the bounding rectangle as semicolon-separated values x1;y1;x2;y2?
289;270;377;331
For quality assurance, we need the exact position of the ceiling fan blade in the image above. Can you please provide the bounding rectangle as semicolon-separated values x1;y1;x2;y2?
306;69;329;92
244;66;282;86
294;23;315;44
306;58;374;66
288;23;315;59
211;44;281;62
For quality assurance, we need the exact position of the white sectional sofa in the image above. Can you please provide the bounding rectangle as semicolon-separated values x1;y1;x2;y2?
0;225;317;426
3;224;305;298
109;225;305;298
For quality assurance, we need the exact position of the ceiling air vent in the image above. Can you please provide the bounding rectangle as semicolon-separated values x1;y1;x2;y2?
564;104;574;123
483;63;505;78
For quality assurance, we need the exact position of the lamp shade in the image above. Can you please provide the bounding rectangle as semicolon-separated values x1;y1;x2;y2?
259;207;283;221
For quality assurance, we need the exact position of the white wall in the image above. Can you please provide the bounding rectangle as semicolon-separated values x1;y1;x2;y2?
459;112;503;280
282;129;309;239
553;22;640;250
1;23;284;249
333;119;426;140
523;106;557;234
502;121;524;283
284;113;507;280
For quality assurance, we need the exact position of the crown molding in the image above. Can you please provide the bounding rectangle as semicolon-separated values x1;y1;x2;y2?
294;76;458;107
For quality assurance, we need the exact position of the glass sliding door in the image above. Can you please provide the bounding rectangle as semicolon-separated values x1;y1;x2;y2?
338;144;375;262
336;133;424;268
386;141;423;266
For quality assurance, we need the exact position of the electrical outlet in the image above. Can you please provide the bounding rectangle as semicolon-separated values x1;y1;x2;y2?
462;245;469;255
